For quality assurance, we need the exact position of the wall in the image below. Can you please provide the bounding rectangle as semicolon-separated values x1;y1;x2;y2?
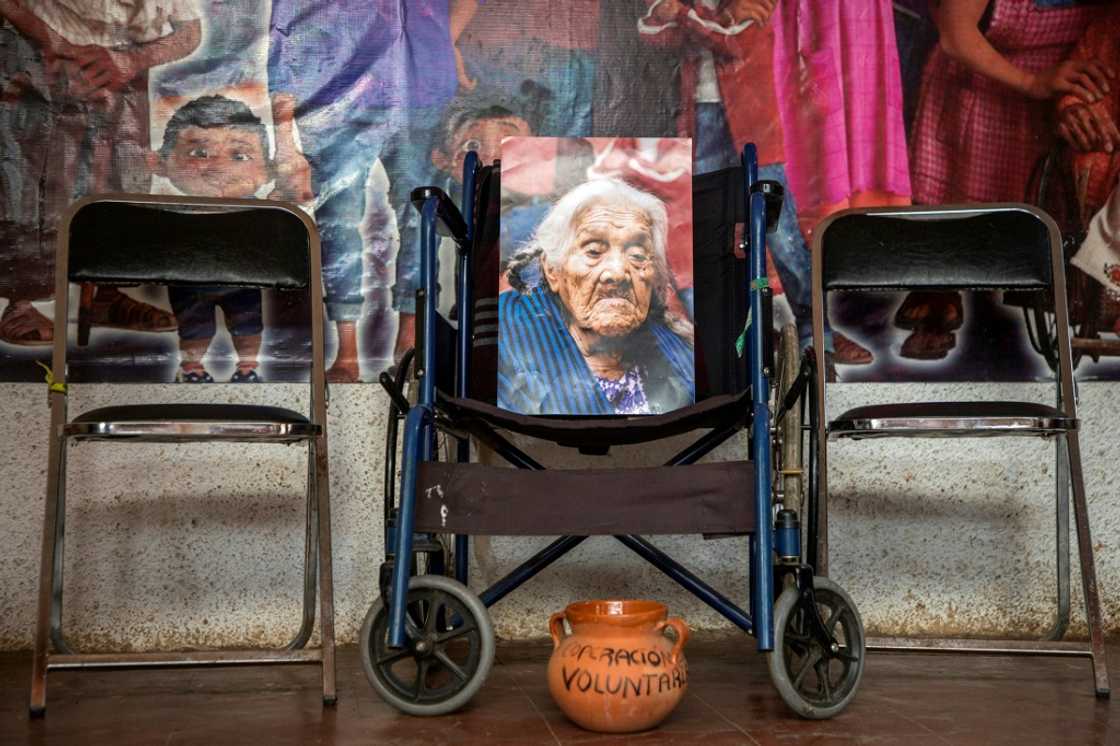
1;380;1117;651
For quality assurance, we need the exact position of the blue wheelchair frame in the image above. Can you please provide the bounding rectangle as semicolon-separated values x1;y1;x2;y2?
389;143;779;652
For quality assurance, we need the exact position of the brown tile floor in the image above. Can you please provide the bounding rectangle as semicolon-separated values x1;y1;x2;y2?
2;641;1118;745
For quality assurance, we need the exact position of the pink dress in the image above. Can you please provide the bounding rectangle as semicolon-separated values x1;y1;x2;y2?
772;0;912;226
909;0;1102;205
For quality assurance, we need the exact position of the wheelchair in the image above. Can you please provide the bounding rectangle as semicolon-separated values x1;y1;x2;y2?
360;144;866;720
1006;147;1120;371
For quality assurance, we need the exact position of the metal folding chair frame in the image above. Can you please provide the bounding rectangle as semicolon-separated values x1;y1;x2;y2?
810;203;1110;697
29;194;337;715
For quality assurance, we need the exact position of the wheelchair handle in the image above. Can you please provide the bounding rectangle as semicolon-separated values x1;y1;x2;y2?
655;617;690;664
749;179;784;233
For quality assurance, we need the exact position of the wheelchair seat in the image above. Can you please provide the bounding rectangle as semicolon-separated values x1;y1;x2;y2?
830;401;1075;440
67;403;317;442
439;389;750;450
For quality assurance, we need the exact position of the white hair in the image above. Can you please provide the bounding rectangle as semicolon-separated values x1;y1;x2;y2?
533;178;670;274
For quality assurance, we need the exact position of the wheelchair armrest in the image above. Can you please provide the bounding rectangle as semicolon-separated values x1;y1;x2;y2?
750;180;784;233
410;186;469;243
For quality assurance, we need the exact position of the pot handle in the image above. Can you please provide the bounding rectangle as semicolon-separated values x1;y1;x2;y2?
656;617;690;664
549;612;567;650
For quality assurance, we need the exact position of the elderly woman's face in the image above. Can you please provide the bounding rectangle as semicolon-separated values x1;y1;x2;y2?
543;200;657;338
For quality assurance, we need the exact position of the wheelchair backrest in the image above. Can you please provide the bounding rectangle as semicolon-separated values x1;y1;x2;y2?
692;167;751;400
455;164;753;404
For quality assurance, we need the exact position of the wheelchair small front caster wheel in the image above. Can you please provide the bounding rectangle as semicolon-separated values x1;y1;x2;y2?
768;576;865;719
360;574;494;716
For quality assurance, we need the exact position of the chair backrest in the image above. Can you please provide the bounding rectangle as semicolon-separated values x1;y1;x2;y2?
51;194;325;408
810;202;1075;412
66;196;311;288
817;204;1054;293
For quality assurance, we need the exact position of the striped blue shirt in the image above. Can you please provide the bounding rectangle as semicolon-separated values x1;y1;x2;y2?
498;288;694;415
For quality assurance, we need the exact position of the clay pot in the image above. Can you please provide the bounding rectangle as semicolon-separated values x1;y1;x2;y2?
547;600;689;733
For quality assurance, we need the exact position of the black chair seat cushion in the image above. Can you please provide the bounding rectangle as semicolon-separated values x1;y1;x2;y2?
414;460;755;535
73;403;309;423
831;401;1075;437
438;391;751;449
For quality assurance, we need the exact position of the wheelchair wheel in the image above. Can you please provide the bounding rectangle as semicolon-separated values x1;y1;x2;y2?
1024;300;1086;373
774;324;802;508
360;575;495;716
1019;147;1088;372
768;577;865;719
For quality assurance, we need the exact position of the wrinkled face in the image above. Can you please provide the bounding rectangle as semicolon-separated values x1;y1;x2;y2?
162;125;269;198
543;201;657;338
436;115;532;182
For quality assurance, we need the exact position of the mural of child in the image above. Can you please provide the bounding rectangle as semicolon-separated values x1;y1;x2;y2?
904;0;1111;360
426;95;534;319
151;92;312;382
362;92;537;362
637;0;874;372
451;0;599;138
0;0;201;349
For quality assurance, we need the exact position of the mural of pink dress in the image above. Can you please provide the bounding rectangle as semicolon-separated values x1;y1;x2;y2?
772;0;912;241
909;0;1102;205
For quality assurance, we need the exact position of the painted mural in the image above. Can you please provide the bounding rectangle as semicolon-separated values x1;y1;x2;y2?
0;0;1117;384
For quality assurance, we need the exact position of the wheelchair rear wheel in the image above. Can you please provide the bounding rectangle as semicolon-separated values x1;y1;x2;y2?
360;575;495;716
768;576;865;719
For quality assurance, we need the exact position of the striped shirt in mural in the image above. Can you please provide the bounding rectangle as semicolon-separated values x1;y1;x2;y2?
498;288;694;415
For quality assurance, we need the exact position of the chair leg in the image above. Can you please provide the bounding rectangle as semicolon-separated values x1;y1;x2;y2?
48;445;74;656
284;452;319;651
1064;432;1111;697
30;438;67;716
313;436;337;705
1044;436;1071;642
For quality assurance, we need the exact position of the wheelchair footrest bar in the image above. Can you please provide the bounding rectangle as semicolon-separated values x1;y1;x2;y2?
479;535;587;608
46;648;323;669
866;636;1094;656
615;534;752;635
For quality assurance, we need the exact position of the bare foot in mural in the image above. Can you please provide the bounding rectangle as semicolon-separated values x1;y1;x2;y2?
327;320;361;382
0;300;53;346
900;328;957;360
893;291;963;331
831;332;873;365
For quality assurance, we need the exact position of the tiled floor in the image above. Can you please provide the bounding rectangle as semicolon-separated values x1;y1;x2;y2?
2;641;1117;745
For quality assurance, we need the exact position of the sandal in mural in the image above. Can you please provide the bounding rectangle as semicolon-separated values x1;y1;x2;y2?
87;287;177;333
0;301;53;347
176;368;214;383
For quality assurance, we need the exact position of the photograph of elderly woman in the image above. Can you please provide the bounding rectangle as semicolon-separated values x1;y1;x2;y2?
499;136;694;415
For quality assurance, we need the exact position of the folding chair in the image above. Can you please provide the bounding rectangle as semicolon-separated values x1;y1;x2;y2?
811;203;1110;697
29;194;336;715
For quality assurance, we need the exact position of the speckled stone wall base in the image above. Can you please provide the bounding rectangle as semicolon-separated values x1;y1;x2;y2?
1;381;1116;650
